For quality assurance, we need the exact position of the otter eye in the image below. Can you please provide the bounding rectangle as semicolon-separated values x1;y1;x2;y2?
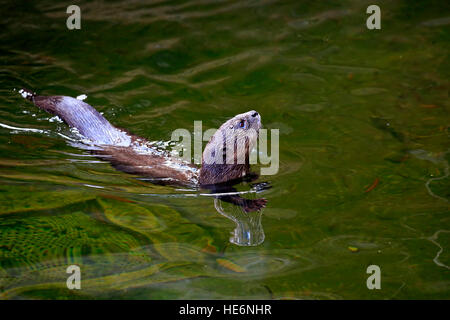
239;120;246;128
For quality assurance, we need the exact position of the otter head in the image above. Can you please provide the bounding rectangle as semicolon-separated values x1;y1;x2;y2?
199;110;261;186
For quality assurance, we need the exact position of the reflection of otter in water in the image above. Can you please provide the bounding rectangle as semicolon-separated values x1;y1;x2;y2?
212;182;270;246
20;89;267;212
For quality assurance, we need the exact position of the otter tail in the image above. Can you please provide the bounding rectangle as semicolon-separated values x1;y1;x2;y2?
19;88;130;145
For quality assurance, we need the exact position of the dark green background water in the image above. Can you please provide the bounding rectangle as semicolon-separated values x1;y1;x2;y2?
0;0;449;299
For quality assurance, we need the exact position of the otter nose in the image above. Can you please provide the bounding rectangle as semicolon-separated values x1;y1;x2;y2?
251;112;259;117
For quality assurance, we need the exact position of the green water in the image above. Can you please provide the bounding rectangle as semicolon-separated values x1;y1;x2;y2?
0;0;449;299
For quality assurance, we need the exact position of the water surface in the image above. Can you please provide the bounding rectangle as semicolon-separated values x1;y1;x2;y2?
0;0;449;299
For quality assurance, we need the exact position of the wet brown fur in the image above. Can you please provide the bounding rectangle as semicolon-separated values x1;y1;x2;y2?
22;89;260;187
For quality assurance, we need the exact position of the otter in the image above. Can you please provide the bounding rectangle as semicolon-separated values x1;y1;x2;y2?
19;88;267;211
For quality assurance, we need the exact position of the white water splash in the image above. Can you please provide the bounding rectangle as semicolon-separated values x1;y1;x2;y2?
0;122;47;134
18;88;34;99
48;116;63;123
